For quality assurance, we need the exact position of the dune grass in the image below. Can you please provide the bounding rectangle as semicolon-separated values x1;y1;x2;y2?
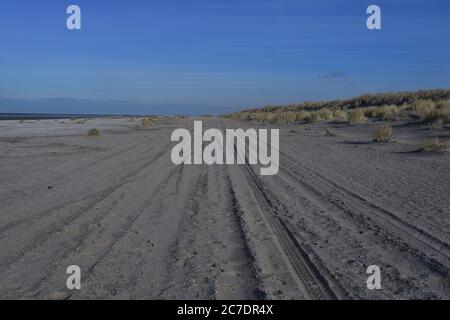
333;109;347;120
348;109;367;124
421;138;450;152
88;128;101;137
225;90;450;127
373;124;393;142
142;117;153;128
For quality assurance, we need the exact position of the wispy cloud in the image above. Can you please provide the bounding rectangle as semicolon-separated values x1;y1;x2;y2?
319;71;347;79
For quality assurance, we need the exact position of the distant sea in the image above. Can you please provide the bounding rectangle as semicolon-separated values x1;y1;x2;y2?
0;113;115;120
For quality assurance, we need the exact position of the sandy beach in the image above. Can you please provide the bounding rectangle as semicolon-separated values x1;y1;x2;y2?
0;117;449;299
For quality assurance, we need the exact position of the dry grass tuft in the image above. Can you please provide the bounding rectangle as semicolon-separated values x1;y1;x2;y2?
377;105;399;120
88;128;101;137
142;117;153;128
412;100;436;118
333;109;347;120
421;138;450;152
305;109;334;123
348;109;367;124
319;108;333;121
364;105;398;120
373;124;393;142
421;108;450;124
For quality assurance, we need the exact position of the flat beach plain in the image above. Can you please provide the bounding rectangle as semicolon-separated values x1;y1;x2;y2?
0;117;448;299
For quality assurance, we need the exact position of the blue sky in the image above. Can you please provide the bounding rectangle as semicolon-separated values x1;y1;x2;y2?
0;0;449;115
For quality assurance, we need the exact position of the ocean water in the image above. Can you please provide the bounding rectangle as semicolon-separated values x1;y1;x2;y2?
0;113;111;120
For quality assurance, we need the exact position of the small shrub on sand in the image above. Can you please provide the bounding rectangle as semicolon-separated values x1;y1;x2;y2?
364;107;377;118
252;112;267;122
304;109;335;123
318;108;333;121
348;109;367;124
333;109;347;120
377;105;399;120
412;100;436;118
422;108;450;124
421;138;450;152
373;124;393;142
283;112;297;123
88;128;101;137
142;117;153;128
365;105;398;120
273;112;296;124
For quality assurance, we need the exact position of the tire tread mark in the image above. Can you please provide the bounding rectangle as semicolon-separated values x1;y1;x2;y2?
240;159;337;300
279;151;450;264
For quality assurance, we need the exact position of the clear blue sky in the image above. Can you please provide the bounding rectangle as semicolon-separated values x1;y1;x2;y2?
0;0;449;115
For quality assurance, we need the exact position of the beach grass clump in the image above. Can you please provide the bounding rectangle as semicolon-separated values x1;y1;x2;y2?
421;105;450;124
252;112;267;122
142;117;153;128
348;109;367;124
412;100;436;118
364;105;398;120
377;105;399;120
88;128;101;137
373;124;393;142
421;138;450;152
284;112;297;123
318;108;334;121
365;107;379;118
272;112;296;124
333;109;347;120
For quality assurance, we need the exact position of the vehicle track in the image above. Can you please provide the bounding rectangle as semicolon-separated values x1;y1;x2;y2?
239;160;337;299
0;143;181;298
278;150;450;266
0;130;173;269
228;119;449;267
213;119;337;299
